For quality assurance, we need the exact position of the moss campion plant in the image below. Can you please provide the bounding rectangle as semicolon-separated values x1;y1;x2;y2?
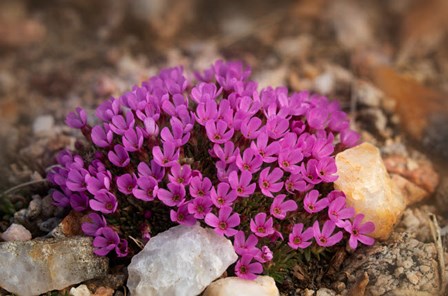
48;60;375;280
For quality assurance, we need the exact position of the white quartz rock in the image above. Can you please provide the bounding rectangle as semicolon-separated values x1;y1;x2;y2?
203;276;279;296
0;237;108;296
127;224;238;296
334;142;406;240
1;223;32;241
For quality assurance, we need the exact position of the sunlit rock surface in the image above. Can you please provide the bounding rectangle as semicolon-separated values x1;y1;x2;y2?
127;224;238;296
334;142;406;240
203;276;279;296
0;237;108;296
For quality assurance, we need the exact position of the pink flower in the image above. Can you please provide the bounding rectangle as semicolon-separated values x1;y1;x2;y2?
157;183;186;207
228;170;256;198
240;116;263;139
187;197;212;219
108;145;130;167
250;132;280;163
65;107;87;129
168;163;192;186
233;231;259;256
170;203;196;226
250;213;275;237
210;182;237;208
133;176;158;201
236;148;263;174
270;194;297;219
235;255;263;280
206;120;234;144
259;167;284;197
213;142;239;164
328;196;355;227
303;190;329;214
313;220;343;247
344;214;375;250
278;149;303;174
255;245;273;263
205;206;240;237
89;190;118;214
288;223;314;249
152;142;179;167
189;176;213;198
116;173;137;195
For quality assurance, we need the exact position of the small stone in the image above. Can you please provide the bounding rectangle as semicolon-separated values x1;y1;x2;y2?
70;284;92;296
92;287;114;296
38;217;61;233
334;143;406;240
1;223;32;241
127;224;238;296
33;115;54;135
0;237;108;296
303;289;315;296
391;174;428;205
420;266;431;273
316;288;336;296
26;195;42;220
353;80;383;107
203;276;279;296
314;72;334;95
406;271;420;285
41;194;56;218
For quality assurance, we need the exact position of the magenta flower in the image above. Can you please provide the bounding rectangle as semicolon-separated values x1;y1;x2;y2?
340;128;360;148
288;223;314;249
168;163;192;186
52;190;70;207
240;117;263;139
191;82;222;103
205;206;240;237
161;119;189;147
235;255;263;280
313;220;343;247
66;166;88;192
189;176;212;198
116;173;137;195
315;157;338;183
259;167;284;197
110;112;135;135
137;160;165;182
133;176;158;201
170;203;196;226
206;120;234;144
195;100;218;126
93;226;119;256
311;134;334;159
122;127;144;152
250;213;275;237
213;142;239;164
157;183;186;207
250;133;280;163
284;174;307;193
65;107;87;129
69;192;89;212
255;245;273;263
152;142;179;167
278;149;303;174
228;170;256;198
266;116;289;139
344;214;375;249
307;107;328;130
303;190;329;214
328;196;355;227
210;182;237;208
270;194;297;219
82;213;107;236
236;148;263;173
108;145;130;167
142;117;159;137
233;231;259;256
89;190;118;214
187;197;212;219
91;124;113;148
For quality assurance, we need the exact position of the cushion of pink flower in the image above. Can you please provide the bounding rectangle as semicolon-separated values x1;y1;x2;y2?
48;60;375;281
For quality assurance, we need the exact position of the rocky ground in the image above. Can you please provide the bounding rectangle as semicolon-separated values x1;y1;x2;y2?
1;0;448;295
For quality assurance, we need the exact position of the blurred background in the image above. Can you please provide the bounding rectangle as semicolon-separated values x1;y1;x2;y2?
1;0;448;191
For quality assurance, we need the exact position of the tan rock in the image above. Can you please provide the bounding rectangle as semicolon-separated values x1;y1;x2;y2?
391;174;428;205
203;276;279;296
334;143;406;240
